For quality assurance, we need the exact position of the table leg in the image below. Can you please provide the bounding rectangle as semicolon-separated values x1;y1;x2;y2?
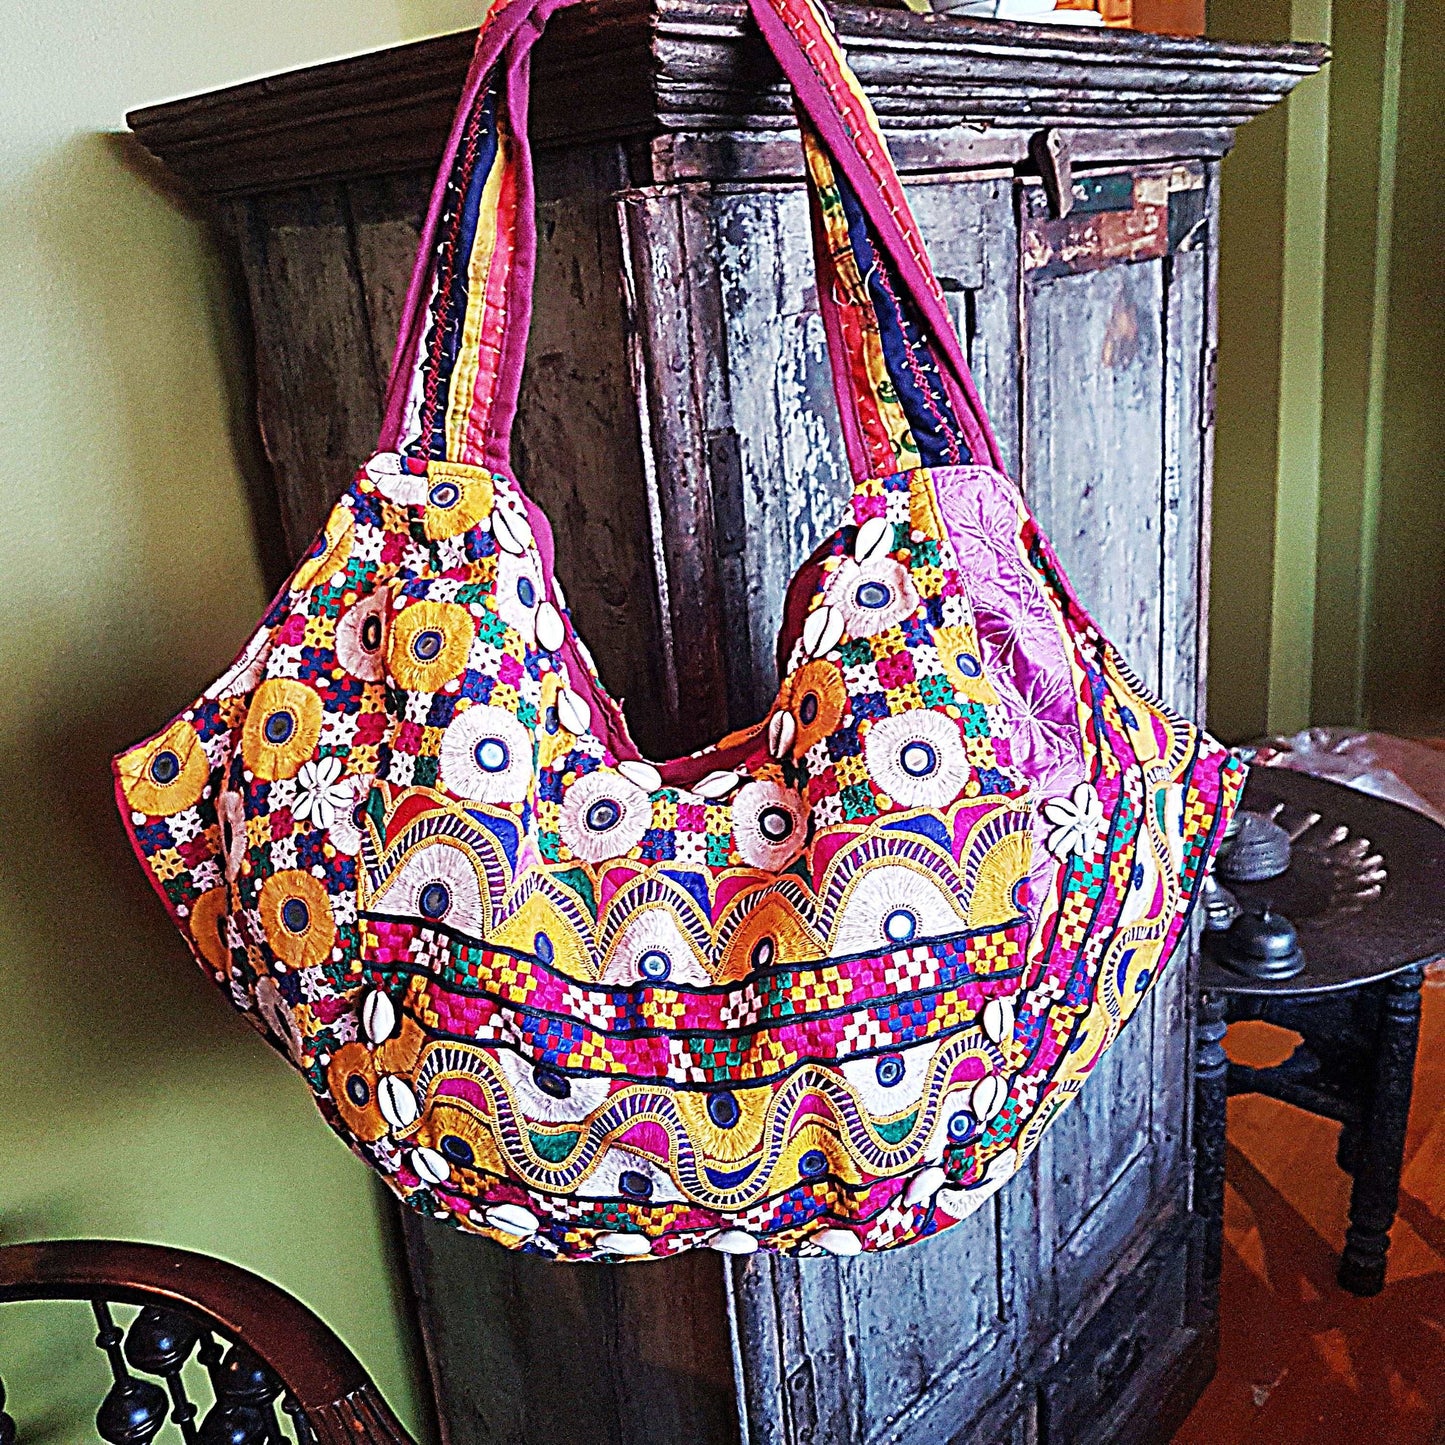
1193;989;1230;1305
1338;965;1425;1296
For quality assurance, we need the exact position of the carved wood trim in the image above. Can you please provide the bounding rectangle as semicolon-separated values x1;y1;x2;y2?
126;0;1325;197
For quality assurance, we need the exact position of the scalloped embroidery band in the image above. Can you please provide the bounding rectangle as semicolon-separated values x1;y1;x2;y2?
116;0;1243;1262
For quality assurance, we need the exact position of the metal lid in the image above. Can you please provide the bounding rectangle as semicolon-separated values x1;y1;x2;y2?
1219;811;1292;883
1216;906;1305;980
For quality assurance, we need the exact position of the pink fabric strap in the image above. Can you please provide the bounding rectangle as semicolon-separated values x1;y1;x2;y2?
379;0;1002;475
748;0;1002;471
378;0;570;456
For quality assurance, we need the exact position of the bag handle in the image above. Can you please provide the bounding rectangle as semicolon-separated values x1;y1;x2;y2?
378;0;1004;478
754;0;1001;474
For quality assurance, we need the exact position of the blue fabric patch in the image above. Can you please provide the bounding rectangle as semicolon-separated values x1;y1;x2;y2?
834;171;967;469
661;869;712;916
883;813;953;853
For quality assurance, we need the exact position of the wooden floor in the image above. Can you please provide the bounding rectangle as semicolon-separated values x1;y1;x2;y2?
1173;966;1445;1444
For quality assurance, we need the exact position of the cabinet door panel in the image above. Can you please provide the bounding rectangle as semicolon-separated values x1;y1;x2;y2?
726;176;1028;1445
679;177;1022;729
1021;227;1173;1315
712;184;853;723
1023;258;1167;693
733;1207;1015;1445
1018;165;1208;1336
1159;242;1209;718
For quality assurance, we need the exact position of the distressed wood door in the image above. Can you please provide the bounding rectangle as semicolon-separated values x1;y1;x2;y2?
1015;162;1216;1445
594;159;1215;1445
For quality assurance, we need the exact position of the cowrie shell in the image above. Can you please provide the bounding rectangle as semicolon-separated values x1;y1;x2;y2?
485;1203;539;1237
982;998;1014;1047
491;505;532;556
905;1165;948;1208
854;516;893;564
364;452;403;480
557;688;592;737
535;601;566;653
618;759;663;794
971;1073;1008;1123
361;989;396;1046
986;1150;1017;1183
552;576;568;612
410;1147;450;1186
709;1229;759;1255
596;1231;652;1257
801;605;844;659
377;1075;420;1130
694;770;741;801
813;1228;864;1257
768;710;796;760
934;1188;974;1221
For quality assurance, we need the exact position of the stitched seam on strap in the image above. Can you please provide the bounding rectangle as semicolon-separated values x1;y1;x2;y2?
779;0;943;305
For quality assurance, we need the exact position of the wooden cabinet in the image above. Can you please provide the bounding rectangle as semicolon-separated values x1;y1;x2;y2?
130;6;1321;1442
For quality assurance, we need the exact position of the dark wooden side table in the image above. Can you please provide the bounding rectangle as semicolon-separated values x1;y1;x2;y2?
1193;768;1445;1301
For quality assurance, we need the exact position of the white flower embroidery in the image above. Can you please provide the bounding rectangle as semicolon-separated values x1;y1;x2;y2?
205;627;272;702
731;780;807;871
824;556;920;638
190;860;223;894
1042;782;1106;860
560;770;652;864
255;976;304;1064
328;773;376;856
863;710;969;810
495;549;545;645
365;451;429;505
293;755;352;830
439;705;533;805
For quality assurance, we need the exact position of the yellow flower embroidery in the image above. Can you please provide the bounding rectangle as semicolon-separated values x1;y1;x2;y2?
781;659;847;758
189;887;232;975
302;613;335;649
390;601;473;692
117;718;209;816
934;626;1001;706
423;461;495;541
909;476;947;541
151;849;185;882
292;507;353;592
259;869;336;969
326;1041;388;1143
241;679;322;781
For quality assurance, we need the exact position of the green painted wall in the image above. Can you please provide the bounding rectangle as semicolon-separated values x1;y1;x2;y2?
1206;4;1291;741
1207;0;1332;742
1365;0;1445;732
1208;0;1445;740
0;0;476;1437
1312;0;1403;726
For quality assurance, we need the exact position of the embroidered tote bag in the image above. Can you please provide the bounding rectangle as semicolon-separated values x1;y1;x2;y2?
116;0;1243;1261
